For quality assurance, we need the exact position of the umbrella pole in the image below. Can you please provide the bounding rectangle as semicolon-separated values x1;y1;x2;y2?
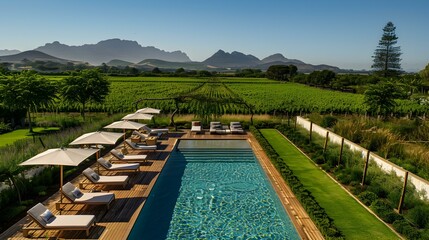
123;129;126;148
97;150;100;173
57;165;64;213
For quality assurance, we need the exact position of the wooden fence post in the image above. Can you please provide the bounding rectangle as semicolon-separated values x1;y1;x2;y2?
361;150;371;187
337;137;345;166
396;171;409;214
309;122;313;142
323;131;329;153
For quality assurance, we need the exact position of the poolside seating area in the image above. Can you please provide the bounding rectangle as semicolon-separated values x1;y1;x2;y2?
2;116;320;240
209;121;244;134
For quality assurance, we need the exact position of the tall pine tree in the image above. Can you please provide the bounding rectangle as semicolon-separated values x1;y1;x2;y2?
372;22;402;77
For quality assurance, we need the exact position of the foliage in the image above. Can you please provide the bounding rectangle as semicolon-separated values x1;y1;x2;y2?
372;22;402;77
364;80;405;117
358;191;378;206
320;115;338;128
0;71;57;132
420;63;429;83
0;122;12;134
60;69;110;119
307;70;336;86
266;65;297;81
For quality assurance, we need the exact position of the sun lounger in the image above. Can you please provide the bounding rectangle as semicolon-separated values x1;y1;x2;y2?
141;125;168;137
210;122;230;134
230;122;244;134
132;130;149;142
97;157;140;172
61;182;115;209
23;203;96;237
191;121;202;134
81;168;129;188
110;149;147;162
125;139;157;151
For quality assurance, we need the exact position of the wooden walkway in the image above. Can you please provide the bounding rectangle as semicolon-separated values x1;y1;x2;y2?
2;130;323;240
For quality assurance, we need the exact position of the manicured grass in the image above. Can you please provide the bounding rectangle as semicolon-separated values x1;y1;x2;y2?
0;127;60;147
260;129;399;240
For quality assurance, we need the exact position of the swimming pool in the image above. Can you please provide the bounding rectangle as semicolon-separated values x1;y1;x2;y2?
128;140;300;239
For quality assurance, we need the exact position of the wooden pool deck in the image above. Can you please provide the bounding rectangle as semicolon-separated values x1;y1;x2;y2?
2;130;323;240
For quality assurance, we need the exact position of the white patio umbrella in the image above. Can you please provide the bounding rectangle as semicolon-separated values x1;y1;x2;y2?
104;120;146;144
20;148;98;204
122;112;154;120
69;131;124;159
136;107;161;114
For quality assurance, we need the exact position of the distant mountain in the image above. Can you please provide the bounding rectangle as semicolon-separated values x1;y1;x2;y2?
261;53;304;65
135;59;218;71
203;50;261;68
256;61;340;73
106;59;134;67
0;49;21;56
35;39;191;65
0;50;70;63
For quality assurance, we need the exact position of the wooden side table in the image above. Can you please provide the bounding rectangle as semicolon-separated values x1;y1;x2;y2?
146;136;158;145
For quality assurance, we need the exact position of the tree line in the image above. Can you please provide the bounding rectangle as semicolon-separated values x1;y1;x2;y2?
0;69;110;132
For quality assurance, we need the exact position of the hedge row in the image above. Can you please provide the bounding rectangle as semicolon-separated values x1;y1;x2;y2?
250;126;344;239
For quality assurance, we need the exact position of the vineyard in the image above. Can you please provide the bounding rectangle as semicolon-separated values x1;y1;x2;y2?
45;76;427;117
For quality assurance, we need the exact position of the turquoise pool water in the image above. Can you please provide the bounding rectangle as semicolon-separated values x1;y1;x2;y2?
128;140;300;239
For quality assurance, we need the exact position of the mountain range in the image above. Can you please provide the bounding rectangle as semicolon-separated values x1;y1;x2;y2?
0;38;343;72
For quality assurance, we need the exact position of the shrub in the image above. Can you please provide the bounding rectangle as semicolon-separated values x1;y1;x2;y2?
358;191;378;206
408;205;429;228
320;116;338;128
393;219;421;240
0;121;12;134
370;199;401;223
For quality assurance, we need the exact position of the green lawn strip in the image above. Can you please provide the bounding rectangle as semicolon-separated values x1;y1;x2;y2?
260;129;399;240
0;127;60;147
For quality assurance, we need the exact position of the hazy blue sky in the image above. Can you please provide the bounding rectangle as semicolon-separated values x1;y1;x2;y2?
1;0;428;71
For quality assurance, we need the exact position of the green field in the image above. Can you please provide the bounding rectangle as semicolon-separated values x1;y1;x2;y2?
260;129;399;240
45;76;425;116
0;127;60;147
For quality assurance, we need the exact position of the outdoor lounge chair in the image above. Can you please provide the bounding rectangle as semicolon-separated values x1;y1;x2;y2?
125;139;157;151
81;168;129;188
132;130;149;142
23;203;96;237
230;122;244;134
61;182;115;209
110;149;147;162
97;157;140;172
141;125;168;137
191;121;202;134
210;122;230;134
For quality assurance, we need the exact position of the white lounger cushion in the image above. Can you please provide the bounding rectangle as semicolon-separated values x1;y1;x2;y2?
62;182;114;204
191;126;202;131
73;192;114;204
28;203;95;229
98;158;139;171
111;149;147;161
98;175;129;184
142;125;168;133
46;215;95;229
83;168;129;185
125;140;157;150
